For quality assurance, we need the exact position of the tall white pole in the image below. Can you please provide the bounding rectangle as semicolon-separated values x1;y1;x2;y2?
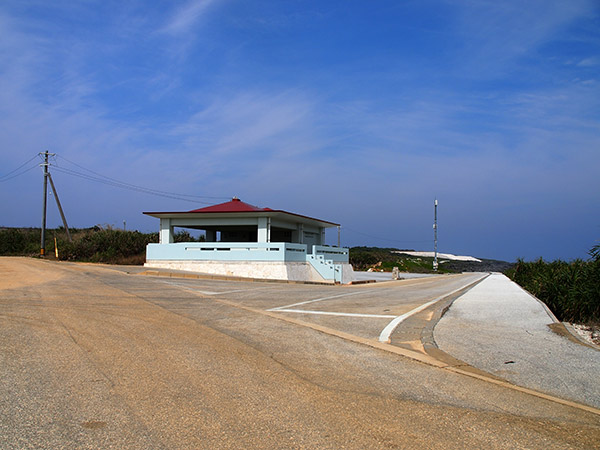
433;199;438;271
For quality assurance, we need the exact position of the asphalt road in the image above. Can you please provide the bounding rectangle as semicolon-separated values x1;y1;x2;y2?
1;257;599;449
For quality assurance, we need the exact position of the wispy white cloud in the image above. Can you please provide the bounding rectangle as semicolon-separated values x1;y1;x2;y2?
0;1;598;259
577;56;600;67
452;0;595;75
160;0;218;35
170;90;317;158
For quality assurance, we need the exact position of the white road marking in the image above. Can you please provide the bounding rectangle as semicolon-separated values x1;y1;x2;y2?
378;300;440;343
197;289;253;295
159;280;273;295
268;290;379;311
378;274;488;343
273;309;396;319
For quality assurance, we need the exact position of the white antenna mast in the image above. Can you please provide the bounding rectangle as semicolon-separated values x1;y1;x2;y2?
433;199;438;272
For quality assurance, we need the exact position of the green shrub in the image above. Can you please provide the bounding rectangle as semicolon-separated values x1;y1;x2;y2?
53;228;202;264
0;227;163;264
590;243;600;262
349;247;451;273
506;254;600;323
0;228;41;255
57;228;159;263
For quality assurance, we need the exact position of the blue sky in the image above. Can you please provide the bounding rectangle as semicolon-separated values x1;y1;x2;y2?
1;0;599;262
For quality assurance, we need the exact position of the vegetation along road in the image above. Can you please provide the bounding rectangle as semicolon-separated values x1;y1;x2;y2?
1;257;599;449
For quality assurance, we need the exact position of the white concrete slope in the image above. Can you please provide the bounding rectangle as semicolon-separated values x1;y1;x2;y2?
435;273;600;409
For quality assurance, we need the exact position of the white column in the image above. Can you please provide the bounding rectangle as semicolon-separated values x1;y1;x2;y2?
257;217;268;243
159;218;174;244
267;217;271;242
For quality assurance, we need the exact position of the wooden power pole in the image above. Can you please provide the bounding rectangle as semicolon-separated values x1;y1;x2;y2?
47;172;72;242
40;151;71;256
40;151;50;256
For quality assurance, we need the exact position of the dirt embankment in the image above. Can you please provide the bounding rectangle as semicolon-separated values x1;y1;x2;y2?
0;257;65;290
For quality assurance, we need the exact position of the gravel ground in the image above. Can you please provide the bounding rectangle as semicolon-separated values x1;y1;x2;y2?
571;323;600;346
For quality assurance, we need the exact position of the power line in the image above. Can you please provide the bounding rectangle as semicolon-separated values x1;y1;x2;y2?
55;155;228;202
51;165;213;203
0;155;40;182
0;164;39;182
1;152;231;203
6;153;429;247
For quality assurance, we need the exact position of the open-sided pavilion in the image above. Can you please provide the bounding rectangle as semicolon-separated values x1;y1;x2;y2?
143;198;354;283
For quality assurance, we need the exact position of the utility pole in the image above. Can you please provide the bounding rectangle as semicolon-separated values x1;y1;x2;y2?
47;172;72;242
433;199;438;272
40;151;50;256
40;150;68;256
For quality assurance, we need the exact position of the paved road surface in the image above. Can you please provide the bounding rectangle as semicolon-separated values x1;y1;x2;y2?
1;257;599;449
435;273;600;408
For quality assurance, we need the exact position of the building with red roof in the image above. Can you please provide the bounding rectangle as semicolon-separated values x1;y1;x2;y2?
143;198;353;283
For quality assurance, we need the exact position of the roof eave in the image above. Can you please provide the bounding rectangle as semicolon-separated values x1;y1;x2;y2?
143;210;340;228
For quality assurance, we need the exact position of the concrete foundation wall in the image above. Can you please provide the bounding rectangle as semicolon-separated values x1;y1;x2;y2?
341;263;355;284
144;260;331;283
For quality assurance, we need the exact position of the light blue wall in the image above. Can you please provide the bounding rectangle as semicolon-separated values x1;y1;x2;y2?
147;242;349;264
313;245;349;263
147;242;309;262
146;242;350;282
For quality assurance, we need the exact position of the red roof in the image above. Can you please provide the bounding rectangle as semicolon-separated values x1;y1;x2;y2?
143;197;339;227
188;197;272;213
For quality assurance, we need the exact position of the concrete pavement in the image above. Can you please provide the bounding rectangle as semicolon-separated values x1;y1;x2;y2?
352;271;439;282
92;263;600;411
1;258;599;449
77;263;600;411
434;273;600;409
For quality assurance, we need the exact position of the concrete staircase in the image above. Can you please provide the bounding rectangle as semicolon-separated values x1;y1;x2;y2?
306;253;343;283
